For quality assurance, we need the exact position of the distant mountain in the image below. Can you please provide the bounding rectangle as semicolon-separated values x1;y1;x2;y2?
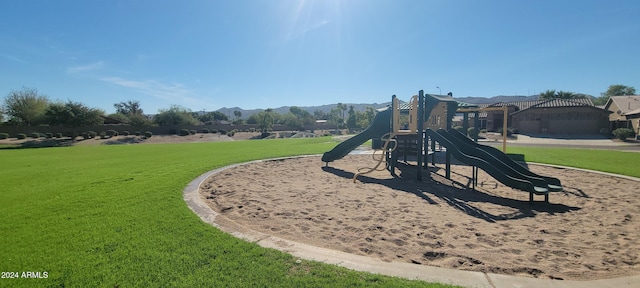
217;102;391;119
216;94;598;119
453;95;540;104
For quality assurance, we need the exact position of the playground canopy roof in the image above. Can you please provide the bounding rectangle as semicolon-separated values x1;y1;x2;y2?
456;101;479;109
397;94;459;111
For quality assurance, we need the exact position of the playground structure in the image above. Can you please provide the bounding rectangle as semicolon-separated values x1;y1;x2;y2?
321;90;563;203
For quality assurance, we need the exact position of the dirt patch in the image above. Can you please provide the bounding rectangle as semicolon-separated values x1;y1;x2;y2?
201;154;640;281
0;132;268;147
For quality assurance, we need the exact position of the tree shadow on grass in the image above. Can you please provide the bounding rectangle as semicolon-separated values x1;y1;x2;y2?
0;139;75;149
322;162;580;223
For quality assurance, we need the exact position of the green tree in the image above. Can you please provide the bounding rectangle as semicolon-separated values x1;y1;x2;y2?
337;103;347;123
556;91;576;99
114;100;144;116
313;110;328;120
346;105;357;131
106;113;131;123
127;114;153;126
539;90;585;100
195;111;227;123
539;89;557;100
45;101;105;138
233;110;242;120
356;106;376;130
153;105;199;126
112;100;152;126
329;107;345;128
257;109;274;132
594;84;637;105
289;106;314;127
3;87;49;125
282;113;304;130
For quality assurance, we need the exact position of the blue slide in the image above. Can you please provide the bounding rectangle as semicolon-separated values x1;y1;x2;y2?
321;108;391;163
426;129;550;195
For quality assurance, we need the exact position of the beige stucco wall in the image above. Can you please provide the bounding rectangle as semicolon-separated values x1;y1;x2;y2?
511;107;609;134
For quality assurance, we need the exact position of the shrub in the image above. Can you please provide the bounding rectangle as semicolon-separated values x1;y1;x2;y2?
106;130;119;137
211;129;218;134
467;127;479;138
45;133;53;139
229;129;237;137
30;132;40;139
249;127;256;132
497;128;509;136
83;131;97;139
219;129;228;135
497;127;518;137
201;128;210;134
179;128;190;136
168;128;178;135
135;131;141;136
453;126;464;133
16;133;27;139
612;128;635;140
0;133;9;139
100;131;108;139
189;129;196;135
122;131;130;136
55;133;63;138
480;129;487;133
144;131;153;138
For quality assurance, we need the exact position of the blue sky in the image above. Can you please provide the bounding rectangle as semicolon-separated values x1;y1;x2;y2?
1;0;639;114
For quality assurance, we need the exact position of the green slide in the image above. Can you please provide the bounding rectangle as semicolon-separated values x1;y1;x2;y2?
446;129;562;191
438;129;554;192
426;129;549;195
322;108;391;163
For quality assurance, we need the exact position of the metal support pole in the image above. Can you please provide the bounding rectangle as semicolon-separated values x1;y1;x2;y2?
431;136;436;165
502;106;508;153
390;95;397;176
462;112;469;134
474;111;480;143
446;150;451;180
417;90;424;181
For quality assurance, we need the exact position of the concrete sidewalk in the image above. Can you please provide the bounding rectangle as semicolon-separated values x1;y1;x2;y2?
184;158;640;288
508;134;636;146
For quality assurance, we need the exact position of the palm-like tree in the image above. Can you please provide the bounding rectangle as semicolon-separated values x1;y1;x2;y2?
539;89;556;100
556;91;576;99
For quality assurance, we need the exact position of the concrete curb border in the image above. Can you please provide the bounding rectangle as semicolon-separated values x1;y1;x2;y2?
183;155;640;288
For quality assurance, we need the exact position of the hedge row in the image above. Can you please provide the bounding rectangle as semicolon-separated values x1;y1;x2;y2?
0;131;153;140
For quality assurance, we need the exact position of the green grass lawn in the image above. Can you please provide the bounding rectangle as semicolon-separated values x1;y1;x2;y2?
506;147;640;178
0;138;455;288
2;139;636;287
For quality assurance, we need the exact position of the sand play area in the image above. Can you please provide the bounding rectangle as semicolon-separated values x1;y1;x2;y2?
200;154;639;281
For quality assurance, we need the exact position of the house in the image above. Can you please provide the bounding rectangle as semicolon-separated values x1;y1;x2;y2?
604;95;640;135
510;99;611;134
459;98;611;135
